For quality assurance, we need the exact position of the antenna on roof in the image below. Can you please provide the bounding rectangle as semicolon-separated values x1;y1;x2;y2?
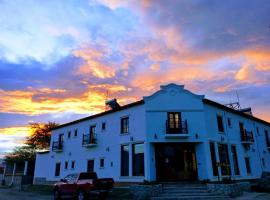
223;90;253;115
224;90;241;110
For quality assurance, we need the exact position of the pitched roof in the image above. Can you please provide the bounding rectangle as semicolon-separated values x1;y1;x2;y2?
203;98;270;126
52;100;145;130
51;93;270;131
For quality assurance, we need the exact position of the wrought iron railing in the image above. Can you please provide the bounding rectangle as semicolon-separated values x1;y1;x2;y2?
52;141;63;151
82;133;97;145
241;130;254;142
166;120;188;134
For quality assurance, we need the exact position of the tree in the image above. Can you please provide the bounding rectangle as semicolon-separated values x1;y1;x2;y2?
4;121;59;163
25;121;59;149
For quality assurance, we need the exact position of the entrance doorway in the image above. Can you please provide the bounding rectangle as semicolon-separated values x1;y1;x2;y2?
155;143;197;181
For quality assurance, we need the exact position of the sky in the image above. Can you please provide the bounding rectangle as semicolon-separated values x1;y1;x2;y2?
0;0;270;157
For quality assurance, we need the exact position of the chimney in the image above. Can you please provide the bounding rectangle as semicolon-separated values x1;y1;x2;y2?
239;107;253;115
105;98;120;111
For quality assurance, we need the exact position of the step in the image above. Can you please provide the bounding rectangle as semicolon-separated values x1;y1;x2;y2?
162;189;211;193
158;192;224;197
150;195;230;200
163;186;207;190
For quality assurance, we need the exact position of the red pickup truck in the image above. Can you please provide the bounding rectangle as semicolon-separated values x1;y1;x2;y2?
53;172;114;200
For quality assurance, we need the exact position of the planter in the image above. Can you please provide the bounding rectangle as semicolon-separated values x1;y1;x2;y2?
207;182;250;197
130;184;163;200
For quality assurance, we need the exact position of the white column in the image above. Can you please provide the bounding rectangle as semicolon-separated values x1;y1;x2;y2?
144;142;152;181
129;143;132;177
10;162;16;186
24;161;28;176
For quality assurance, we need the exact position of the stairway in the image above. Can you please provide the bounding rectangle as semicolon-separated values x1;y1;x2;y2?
150;182;231;200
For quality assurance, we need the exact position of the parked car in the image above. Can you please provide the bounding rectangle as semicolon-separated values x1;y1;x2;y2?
53;172;114;200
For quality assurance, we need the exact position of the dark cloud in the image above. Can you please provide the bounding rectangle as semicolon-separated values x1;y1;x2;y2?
141;0;270;52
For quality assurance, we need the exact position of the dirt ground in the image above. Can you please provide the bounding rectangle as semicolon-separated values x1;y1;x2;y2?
0;187;131;200
0;187;270;200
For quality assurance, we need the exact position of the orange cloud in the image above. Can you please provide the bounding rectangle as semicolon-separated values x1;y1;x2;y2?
0;83;133;115
0;126;31;137
73;47;116;79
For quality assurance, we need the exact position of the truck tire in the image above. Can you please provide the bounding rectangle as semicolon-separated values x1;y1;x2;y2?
53;189;62;200
77;190;86;200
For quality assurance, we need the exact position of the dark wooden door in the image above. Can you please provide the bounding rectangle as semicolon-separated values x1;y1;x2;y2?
87;160;94;172
155;143;197;181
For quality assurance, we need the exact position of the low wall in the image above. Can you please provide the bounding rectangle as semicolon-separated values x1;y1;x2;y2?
33;177;55;185
207;182;250;197
130;184;162;200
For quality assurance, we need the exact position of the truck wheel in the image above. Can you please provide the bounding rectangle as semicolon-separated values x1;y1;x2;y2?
54;189;61;200
77;190;86;200
98;193;106;200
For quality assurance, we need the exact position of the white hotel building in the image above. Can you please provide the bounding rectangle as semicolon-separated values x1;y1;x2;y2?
34;84;270;183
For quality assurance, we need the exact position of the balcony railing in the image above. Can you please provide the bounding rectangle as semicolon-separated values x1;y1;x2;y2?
241;130;254;143
266;138;270;148
52;141;63;151
82;133;97;147
166;120;188;134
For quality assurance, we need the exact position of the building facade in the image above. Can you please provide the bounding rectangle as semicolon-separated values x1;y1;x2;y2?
34;84;270;183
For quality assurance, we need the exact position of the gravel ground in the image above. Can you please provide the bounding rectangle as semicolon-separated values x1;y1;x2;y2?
235;191;270;200
0;187;269;200
0;188;52;200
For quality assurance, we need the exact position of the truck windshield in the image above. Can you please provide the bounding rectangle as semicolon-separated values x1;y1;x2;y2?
79;172;97;180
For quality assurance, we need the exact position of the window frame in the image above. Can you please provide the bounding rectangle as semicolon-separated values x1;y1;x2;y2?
132;143;145;176
71;160;75;170
120;116;129;134
101;122;106;131
100;158;105;168
216;115;225;133
64;161;68;170
68;131;71;138
55;162;61;177
120;144;129;176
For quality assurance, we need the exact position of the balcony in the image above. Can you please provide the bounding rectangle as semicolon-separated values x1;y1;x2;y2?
82;133;97;147
52;141;63;152
266;139;270;149
240;130;254;144
165;120;189;137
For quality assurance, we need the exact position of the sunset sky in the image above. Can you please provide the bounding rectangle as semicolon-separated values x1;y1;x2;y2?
0;0;270;157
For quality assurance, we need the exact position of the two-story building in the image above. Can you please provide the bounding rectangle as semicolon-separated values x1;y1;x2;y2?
34;83;270;184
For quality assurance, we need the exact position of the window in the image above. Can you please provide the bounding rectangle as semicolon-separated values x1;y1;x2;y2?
218;144;231;176
121;145;129;176
55;163;61;176
231;145;240;175
100;158;104;168
239;122;245;135
121;117;129;134
209;142;218;176
132;143;144;176
262;158;265;168
245;157;251;175
87;160;94;172
90;125;96;134
227;118;232;128
71;161;75;169
74;129;78;137
68;131;71;138
265;130;270;147
216;115;224;132
65;161;68;169
102;122;106;131
168;112;181;129
256;127;260;136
